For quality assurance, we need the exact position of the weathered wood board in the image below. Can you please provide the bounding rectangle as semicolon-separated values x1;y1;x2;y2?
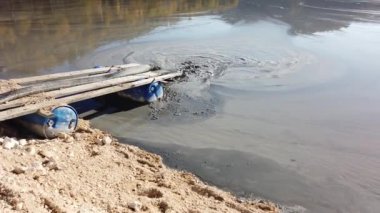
0;64;181;121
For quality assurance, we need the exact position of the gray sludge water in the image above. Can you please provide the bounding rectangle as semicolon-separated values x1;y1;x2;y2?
88;2;380;212
2;0;380;212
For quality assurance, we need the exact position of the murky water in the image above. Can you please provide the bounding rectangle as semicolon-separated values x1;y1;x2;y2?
2;1;380;212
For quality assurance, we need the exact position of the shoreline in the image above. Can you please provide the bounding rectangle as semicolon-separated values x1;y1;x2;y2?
0;119;279;212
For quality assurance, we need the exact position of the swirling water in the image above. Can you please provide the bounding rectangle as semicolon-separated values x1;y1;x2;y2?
2;1;380;212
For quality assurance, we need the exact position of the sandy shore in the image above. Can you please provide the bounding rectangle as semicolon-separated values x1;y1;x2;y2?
0;120;279;213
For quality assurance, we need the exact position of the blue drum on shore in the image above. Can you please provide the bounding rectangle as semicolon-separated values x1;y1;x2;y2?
118;82;164;103
18;105;78;138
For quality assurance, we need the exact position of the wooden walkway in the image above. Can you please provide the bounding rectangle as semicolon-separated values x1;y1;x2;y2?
0;64;181;121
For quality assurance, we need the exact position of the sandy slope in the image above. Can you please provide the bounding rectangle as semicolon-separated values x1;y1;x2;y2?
0;120;279;213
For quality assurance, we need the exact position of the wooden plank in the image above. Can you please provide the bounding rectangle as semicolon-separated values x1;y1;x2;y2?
47;71;168;97
0;72;181;121
0;70;172;111
12;63;143;85
0;65;152;103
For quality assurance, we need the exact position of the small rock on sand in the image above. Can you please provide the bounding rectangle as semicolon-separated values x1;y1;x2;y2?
29;161;46;173
12;166;27;174
128;201;142;211
73;133;82;140
102;136;112;145
26;146;36;155
57;132;69;139
65;137;75;143
28;139;36;144
19;139;27;146
57;133;75;143
15;202;23;210
38;150;54;158
3;137;19;149
44;159;60;171
95;138;102;145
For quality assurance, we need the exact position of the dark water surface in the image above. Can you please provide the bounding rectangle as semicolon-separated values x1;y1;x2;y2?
2;1;380;212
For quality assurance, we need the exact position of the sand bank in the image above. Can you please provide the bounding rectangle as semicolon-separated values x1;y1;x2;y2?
0;120;279;213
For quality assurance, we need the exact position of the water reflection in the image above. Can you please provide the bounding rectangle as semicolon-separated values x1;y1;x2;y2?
84;1;380;212
224;0;380;34
2;0;380;77
0;0;238;77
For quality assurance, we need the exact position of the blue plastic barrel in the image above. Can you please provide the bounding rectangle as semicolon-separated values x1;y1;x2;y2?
118;82;164;103
18;105;78;138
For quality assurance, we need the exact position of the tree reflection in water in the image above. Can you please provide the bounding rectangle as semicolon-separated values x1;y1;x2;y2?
0;0;238;77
